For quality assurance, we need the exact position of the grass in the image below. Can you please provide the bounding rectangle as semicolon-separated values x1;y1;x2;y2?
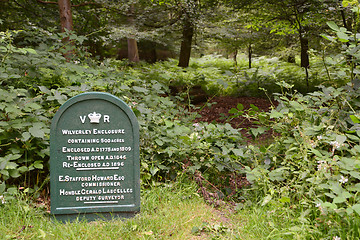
1;179;353;240
1;179;356;240
0;181;236;240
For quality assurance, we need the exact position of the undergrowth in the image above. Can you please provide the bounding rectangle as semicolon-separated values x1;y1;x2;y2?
1;24;360;239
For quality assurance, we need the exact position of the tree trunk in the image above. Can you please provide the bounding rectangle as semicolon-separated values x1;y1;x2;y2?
127;38;139;63
298;13;309;89
178;16;194;68
58;0;73;32
300;36;309;90
58;0;73;60
127;4;139;63
300;37;309;69
248;43;252;69
233;49;238;66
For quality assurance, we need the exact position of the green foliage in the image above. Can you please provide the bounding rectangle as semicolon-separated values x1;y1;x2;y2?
0;88;50;194
235;82;360;238
2;21;360;238
0;30;249;200
0;181;228;240
230;56;333;96
136;94;245;185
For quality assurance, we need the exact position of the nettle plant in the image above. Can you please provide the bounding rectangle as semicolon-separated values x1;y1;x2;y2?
130;83;246;188
245;82;360;226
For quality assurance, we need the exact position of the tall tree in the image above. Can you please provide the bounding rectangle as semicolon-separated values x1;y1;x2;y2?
127;3;140;63
58;0;73;32
243;0;338;87
178;10;195;67
152;0;221;67
58;0;74;60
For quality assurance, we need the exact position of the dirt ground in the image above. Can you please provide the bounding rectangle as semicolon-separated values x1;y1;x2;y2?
193;96;276;142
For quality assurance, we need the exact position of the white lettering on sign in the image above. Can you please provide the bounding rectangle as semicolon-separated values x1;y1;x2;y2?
67;138;100;144
76;196;97;202
102;188;133;194
62;146;131;153
57;109;135;205
97;195;125;201
93;129;125;135
62;129;92;135
80;115;86;124
79;112;110;124
66;156;90;161
61;129;125;135
59;188;131;196
65;155;126;161
81;181;122;188
58;174;125;182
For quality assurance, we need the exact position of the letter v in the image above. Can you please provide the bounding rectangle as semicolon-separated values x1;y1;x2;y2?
80;115;86;124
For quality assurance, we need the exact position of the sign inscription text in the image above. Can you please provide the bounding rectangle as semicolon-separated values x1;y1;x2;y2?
50;93;140;221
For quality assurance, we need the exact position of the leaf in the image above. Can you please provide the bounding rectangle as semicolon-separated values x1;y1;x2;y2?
164;120;173;128
8;169;21;178
269;109;283;118
250;104;259;111
321;34;337;43
289;101;304;111
24;48;37;54
237;103;244;111
310;148;323;157
33;161;43;169
5;162;18;169
250;127;267;138
327;21;340;31
0;182;5;194
133;86;149;93
22;132;31;141
333;196;347;204
336;31;350;42
29;124;45;138
350;171;360;180
18;166;28;173
232;149;244;157
269;168;285;181
149;166;159;176
279;196;290;203
38;86;51;94
350;115;360;124
352;204;360;215
346;207;354;215
155;138;164;146
325;193;336;198
336;135;347;144
261;195;272;206
229;108;239;114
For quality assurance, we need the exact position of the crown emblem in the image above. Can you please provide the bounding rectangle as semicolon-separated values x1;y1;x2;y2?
88;112;101;123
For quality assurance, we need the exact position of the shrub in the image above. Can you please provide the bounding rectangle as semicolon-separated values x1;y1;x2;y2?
240;82;360;238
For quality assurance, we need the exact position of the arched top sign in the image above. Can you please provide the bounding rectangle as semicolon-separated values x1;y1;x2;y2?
50;92;140;222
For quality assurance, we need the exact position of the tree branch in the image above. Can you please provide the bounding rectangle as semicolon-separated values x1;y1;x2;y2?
36;0;57;4
36;0;101;7
71;2;102;7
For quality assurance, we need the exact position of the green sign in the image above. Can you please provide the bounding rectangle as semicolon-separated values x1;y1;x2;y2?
50;92;140;222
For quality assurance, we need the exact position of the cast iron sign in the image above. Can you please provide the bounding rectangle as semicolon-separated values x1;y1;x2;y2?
50;92;140;221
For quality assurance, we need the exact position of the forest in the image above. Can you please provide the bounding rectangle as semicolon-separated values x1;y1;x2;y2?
1;0;360;239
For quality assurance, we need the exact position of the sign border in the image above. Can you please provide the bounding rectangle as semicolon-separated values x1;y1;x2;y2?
50;92;140;221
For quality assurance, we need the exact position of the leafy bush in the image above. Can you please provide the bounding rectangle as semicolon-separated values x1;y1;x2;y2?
0;29;249;201
230;56;332;97
240;82;360;238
